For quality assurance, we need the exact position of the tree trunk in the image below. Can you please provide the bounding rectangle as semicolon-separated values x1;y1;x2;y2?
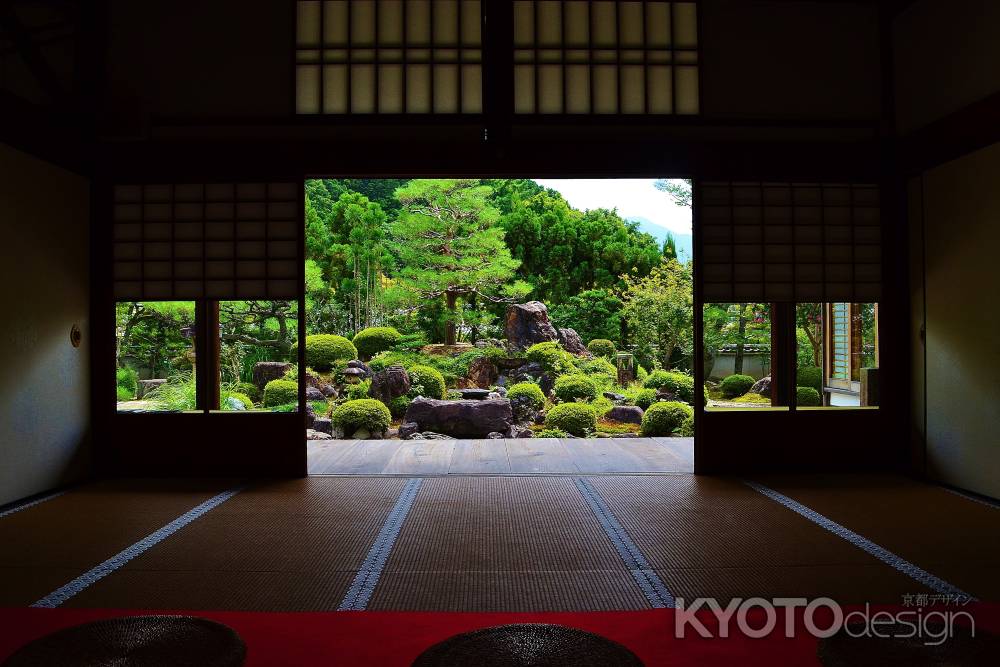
735;303;747;375
445;290;458;346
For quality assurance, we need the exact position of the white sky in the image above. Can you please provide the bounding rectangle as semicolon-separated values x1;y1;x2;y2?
533;179;692;236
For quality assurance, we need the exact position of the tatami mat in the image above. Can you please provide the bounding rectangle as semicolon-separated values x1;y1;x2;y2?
0;479;235;606
590;475;927;604
753;473;1000;600
368;477;652;611
64;478;406;610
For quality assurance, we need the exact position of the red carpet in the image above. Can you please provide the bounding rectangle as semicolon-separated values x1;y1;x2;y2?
2;605;997;665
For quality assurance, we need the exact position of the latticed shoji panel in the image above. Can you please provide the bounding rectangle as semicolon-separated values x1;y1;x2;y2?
112;184;300;300
296;0;483;114
513;1;698;114
698;183;881;302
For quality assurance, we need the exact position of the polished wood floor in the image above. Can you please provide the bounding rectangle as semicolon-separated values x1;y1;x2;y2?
307;437;694;475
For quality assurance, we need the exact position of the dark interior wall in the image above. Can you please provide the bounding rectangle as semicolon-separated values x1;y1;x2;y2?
693;0;881;121
105;0;293;124
103;0;882;128
0;143;91;506
894;0;1000;135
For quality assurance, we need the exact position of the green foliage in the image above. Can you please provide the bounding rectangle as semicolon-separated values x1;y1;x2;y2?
234;382;261;403
549;289;624;344
720;374;755;399
544;403;598;437
796;386;822;407
116;385;134;402
553;373;599;403
640;401;693;436
507;382;545;411
643;370;698;403
223;392;256;410
294;334;358;372
628;388;658;411
797;366;823;394
407;365;447;400
587;339;617;359
387;395;411;418
635;365;649;384
353;327;402;359
146;372;197;411
526;342;576;376
331;399;392;433
536;428;569;438
394;332;429;351
576;356;618;389
116;301;196;377
345;380;371;401
621;260;693;371
116;367;138;394
263;380;299;408
591;396;614;418
679;415;695;437
732;393;770;404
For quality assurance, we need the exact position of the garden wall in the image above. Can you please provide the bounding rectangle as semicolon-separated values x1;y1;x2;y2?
0;143;91;506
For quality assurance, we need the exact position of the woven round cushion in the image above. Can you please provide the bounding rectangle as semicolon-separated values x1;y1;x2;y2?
412;623;644;667
2;615;246;667
818;620;998;666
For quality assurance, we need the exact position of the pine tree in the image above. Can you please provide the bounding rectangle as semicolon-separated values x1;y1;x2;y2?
389;179;529;345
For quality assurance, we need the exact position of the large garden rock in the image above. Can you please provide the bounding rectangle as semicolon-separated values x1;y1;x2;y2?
511;362;544;383
606;405;644;425
457;388;491;400
399;421;420;439
368;365;410;404
253;361;292;390
403;398;513;438
750;376;772;398
306;386;325;401
312;417;333;435
307;429;332;440
539;373;555;397
557;328;589;356
510;395;539;424
603;392;627;403
506;424;534;438
505;301;560;350
467;356;498;388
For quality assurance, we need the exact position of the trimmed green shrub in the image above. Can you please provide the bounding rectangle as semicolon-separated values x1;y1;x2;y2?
679;415;695;437
553;373;598;403
353;327;402;359
292;334;358;372
732;392;770;404
536;428;569;438
643;370;697;403
387;395;411;418
525;341;576;375
116;385;133;402
116;367;138;394
720;374;755;399
587;339;617;359
640;401;694;436
263;379;298;407
235;381;261;403
545;403;598;437
797;366;823;393
345;379;371;401
407;365;446;399
331;399;391;434
223;392;255;410
635;365;648;384
591;396;614;419
630;388;658;410
575;356;618;390
796;386;822;407
507;382;545;411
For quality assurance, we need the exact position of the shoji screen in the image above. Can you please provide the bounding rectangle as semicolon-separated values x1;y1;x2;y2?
296;0;483;114
112;183;300;300
513;1;698;114
698;182;881;302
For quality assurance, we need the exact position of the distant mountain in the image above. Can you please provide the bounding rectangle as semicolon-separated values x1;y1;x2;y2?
627;216;693;260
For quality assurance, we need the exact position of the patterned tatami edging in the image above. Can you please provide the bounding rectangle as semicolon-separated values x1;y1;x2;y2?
31;487;245;608
574;477;676;609
338;478;423;611
744;480;977;600
0;489;69;519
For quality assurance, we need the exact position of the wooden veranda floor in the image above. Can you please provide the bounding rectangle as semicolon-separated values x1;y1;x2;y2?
307;437;693;475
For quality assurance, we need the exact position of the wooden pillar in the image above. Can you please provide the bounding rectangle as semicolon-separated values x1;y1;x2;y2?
207;300;221;411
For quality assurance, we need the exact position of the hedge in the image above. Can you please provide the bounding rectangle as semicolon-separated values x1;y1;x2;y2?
720;374;755;399
263;379;298;407
353;327;402;360
553;373;598;403
640;401;694;436
796;386;822;407
797;366;823;393
507;382;545;411
643;370;697;403
331;399;392;434
587;339;617;359
544;403;598;436
291;334;358;372
525;341;576;375
407;364;446;399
